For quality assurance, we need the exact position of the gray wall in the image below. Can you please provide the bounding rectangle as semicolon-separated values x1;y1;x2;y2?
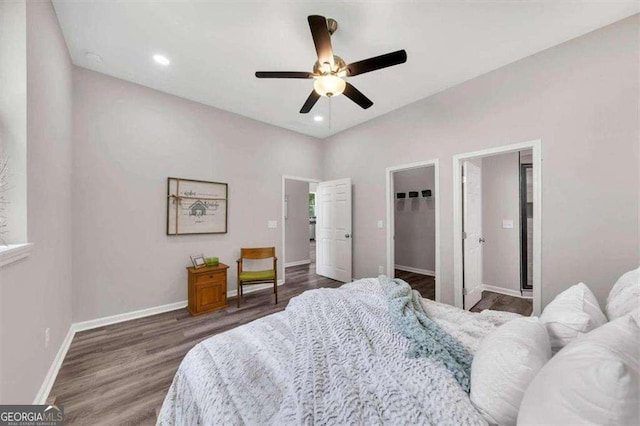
0;0;73;403
393;167;436;273
285;179;310;265
72;68;323;322
323;16;639;307
481;152;520;293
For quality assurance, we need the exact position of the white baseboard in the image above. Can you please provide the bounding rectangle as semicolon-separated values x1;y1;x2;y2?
73;300;188;332
482;284;531;299
227;279;284;298
33;326;75;404
394;265;436;277
285;259;311;268
35;300;188;404
74;279;286;333
35;278;286;404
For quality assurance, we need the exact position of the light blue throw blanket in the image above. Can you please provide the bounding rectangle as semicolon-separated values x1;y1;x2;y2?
382;275;474;392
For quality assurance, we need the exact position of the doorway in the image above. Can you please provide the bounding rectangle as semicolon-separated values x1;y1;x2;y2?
453;140;542;315
282;176;353;284
283;177;319;287
386;160;440;302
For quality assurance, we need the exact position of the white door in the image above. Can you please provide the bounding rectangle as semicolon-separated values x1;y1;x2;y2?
463;161;483;310
316;178;352;282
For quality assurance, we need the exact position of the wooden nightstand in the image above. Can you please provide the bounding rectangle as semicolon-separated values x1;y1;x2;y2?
187;263;229;316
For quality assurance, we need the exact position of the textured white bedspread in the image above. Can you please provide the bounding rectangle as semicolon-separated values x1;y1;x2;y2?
158;278;520;425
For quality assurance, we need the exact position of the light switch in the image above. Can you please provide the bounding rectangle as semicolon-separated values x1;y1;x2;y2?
502;220;514;229
267;220;277;229
377;220;384;229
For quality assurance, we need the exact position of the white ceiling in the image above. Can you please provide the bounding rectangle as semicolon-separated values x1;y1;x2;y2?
52;1;638;139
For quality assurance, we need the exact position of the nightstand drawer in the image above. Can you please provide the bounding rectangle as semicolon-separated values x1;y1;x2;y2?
195;271;225;285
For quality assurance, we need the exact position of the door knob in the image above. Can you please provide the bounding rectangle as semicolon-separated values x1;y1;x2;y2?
479;237;486;243
345;233;351;238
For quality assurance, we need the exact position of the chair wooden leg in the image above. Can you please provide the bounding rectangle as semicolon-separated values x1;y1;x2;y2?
274;258;278;304
237;280;241;308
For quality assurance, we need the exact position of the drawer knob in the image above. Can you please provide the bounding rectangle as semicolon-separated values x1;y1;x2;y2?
209;275;214;279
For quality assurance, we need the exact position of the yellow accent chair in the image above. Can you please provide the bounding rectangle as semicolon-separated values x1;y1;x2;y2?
236;247;277;308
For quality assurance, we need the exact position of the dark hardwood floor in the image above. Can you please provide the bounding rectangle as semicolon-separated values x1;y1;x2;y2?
392;270;531;316
49;259;342;425
394;269;435;300
48;248;526;424
470;291;533;315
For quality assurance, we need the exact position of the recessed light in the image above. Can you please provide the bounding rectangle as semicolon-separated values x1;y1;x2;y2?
314;116;323;122
153;54;170;66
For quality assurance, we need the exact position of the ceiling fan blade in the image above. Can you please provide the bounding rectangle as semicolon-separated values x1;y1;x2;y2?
300;91;321;114
343;83;373;109
308;15;334;66
255;71;313;79
346;50;407;77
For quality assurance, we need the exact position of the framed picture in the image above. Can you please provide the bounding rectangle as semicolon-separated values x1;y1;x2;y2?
167;177;228;235
190;254;206;269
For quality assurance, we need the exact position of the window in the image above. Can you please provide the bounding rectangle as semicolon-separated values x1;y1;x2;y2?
308;192;316;218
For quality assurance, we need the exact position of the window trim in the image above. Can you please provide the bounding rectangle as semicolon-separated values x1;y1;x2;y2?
0;243;33;268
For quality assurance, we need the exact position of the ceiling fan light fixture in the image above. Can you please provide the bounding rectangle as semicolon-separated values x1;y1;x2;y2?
313;75;346;97
255;15;407;113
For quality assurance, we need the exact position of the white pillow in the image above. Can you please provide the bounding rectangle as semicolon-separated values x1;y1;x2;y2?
606;267;640;321
539;282;607;352
470;317;551;426
518;310;640;426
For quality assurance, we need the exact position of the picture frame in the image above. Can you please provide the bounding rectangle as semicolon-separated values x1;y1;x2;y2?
167;177;228;235
190;254;206;269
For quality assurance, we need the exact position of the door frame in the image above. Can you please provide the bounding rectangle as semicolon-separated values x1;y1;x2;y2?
452;140;542;315
282;175;321;284
520;162;534;291
386;159;441;302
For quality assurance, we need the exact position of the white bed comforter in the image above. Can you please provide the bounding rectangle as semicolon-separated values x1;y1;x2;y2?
158;278;519;425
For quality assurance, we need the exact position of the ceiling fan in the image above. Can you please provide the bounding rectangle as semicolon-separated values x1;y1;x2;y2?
255;15;407;113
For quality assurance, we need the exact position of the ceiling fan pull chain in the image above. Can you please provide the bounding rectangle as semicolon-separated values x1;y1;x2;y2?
329;96;332;130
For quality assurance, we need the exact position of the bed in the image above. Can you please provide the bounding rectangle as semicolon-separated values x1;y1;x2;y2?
158;277;520;425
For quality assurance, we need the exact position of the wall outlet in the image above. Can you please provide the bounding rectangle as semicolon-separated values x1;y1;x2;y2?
377;220;383;229
44;328;50;349
267;220;277;229
378;265;384;274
